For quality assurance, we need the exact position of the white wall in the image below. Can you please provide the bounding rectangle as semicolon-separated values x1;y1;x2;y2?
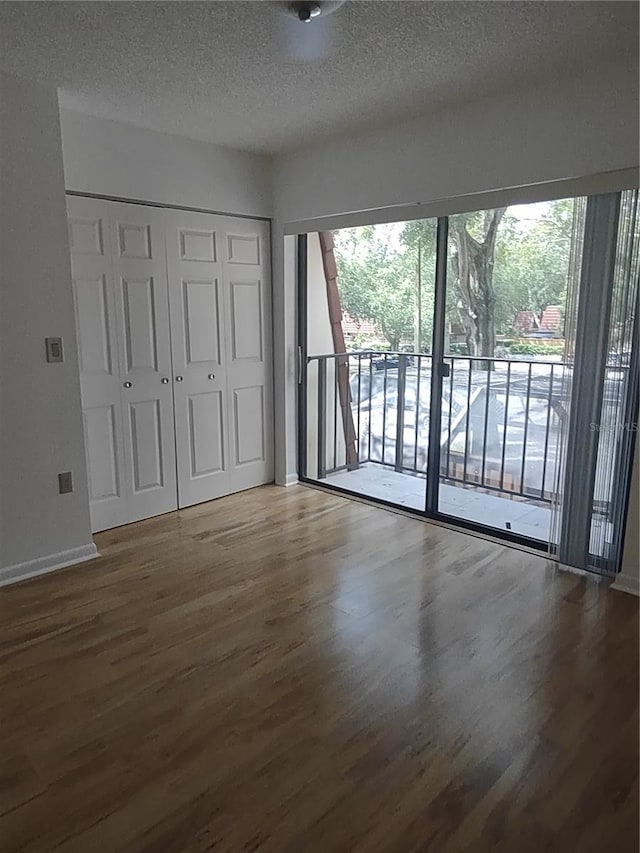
274;64;638;227
0;74;95;582
272;64;640;485
60;110;272;218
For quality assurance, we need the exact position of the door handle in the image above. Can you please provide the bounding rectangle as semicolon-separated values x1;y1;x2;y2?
175;376;183;382
208;373;216;380
439;362;451;378
123;381;132;388
161;377;169;384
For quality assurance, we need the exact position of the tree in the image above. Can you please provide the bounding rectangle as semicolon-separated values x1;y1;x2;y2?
449;208;506;359
334;199;576;356
403;201;574;354
333;224;433;351
400;219;437;352
492;199;574;332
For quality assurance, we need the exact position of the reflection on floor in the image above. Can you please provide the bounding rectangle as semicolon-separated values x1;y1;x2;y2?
326;463;552;542
2;485;637;850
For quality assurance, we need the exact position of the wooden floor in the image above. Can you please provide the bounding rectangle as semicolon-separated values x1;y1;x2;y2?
1;485;638;852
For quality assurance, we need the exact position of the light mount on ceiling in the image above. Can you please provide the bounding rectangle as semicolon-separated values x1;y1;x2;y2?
293;2;321;22
274;1;346;23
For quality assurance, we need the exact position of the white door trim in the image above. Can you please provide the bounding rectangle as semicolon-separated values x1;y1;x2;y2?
65;191;271;222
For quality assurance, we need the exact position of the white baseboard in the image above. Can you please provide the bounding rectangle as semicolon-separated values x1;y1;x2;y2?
275;473;299;487
612;574;640;597
0;543;99;588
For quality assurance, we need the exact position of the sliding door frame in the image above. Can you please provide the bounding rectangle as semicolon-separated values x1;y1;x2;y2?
425;217;448;515
295;189;639;571
296;234;308;480
296;227;549;552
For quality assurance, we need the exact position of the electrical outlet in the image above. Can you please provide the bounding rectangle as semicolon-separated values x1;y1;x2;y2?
58;472;73;494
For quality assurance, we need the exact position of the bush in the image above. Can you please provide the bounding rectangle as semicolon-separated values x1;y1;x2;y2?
507;341;565;356
446;340;564;357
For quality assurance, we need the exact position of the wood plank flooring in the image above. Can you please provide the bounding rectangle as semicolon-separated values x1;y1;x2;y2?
0;484;638;852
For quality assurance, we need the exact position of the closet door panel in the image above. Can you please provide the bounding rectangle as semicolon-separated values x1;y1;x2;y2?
110;204;178;523
188;390;226;476
221;217;274;493
166;211;230;506
68;196;129;532
72;199;274;530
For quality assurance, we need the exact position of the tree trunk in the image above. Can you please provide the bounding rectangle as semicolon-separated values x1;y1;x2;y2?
451;208;506;366
318;231;359;470
387;333;401;351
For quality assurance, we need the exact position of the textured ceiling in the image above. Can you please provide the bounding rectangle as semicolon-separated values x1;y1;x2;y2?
0;1;637;154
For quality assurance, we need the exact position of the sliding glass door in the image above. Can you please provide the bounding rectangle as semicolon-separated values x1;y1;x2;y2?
434;198;586;544
297;188;639;576
301;224;439;511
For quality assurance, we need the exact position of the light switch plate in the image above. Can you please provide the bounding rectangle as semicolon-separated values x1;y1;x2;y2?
58;472;73;494
45;337;64;363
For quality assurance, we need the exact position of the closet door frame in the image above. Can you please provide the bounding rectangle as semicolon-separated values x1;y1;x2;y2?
68;192;275;530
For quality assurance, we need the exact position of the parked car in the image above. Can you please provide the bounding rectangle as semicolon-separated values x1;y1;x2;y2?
372;354;415;371
357;386;470;468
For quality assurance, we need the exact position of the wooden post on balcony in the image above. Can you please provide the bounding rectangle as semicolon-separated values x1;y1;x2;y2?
319;231;359;471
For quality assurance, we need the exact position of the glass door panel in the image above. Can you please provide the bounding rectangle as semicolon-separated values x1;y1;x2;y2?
300;224;438;512
436;198;586;544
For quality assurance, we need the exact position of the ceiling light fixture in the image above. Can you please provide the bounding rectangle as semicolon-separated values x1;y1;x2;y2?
293;2;321;23
271;1;346;24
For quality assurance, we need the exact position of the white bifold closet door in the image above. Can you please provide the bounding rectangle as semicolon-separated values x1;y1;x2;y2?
68;197;178;531
67;196;273;533
165;211;273;507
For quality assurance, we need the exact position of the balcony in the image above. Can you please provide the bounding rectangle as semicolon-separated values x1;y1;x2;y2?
305;350;568;543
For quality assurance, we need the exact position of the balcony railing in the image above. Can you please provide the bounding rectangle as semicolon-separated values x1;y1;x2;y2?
307;350;574;505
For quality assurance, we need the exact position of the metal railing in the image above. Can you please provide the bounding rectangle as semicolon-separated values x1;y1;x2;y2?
306;350;575;505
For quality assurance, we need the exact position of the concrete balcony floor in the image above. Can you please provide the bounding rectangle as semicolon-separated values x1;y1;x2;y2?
325;462;553;542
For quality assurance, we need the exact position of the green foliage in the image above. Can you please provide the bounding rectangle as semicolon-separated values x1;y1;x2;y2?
331;199;575;354
333;224;435;351
507;341;565;356
493;198;573;331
